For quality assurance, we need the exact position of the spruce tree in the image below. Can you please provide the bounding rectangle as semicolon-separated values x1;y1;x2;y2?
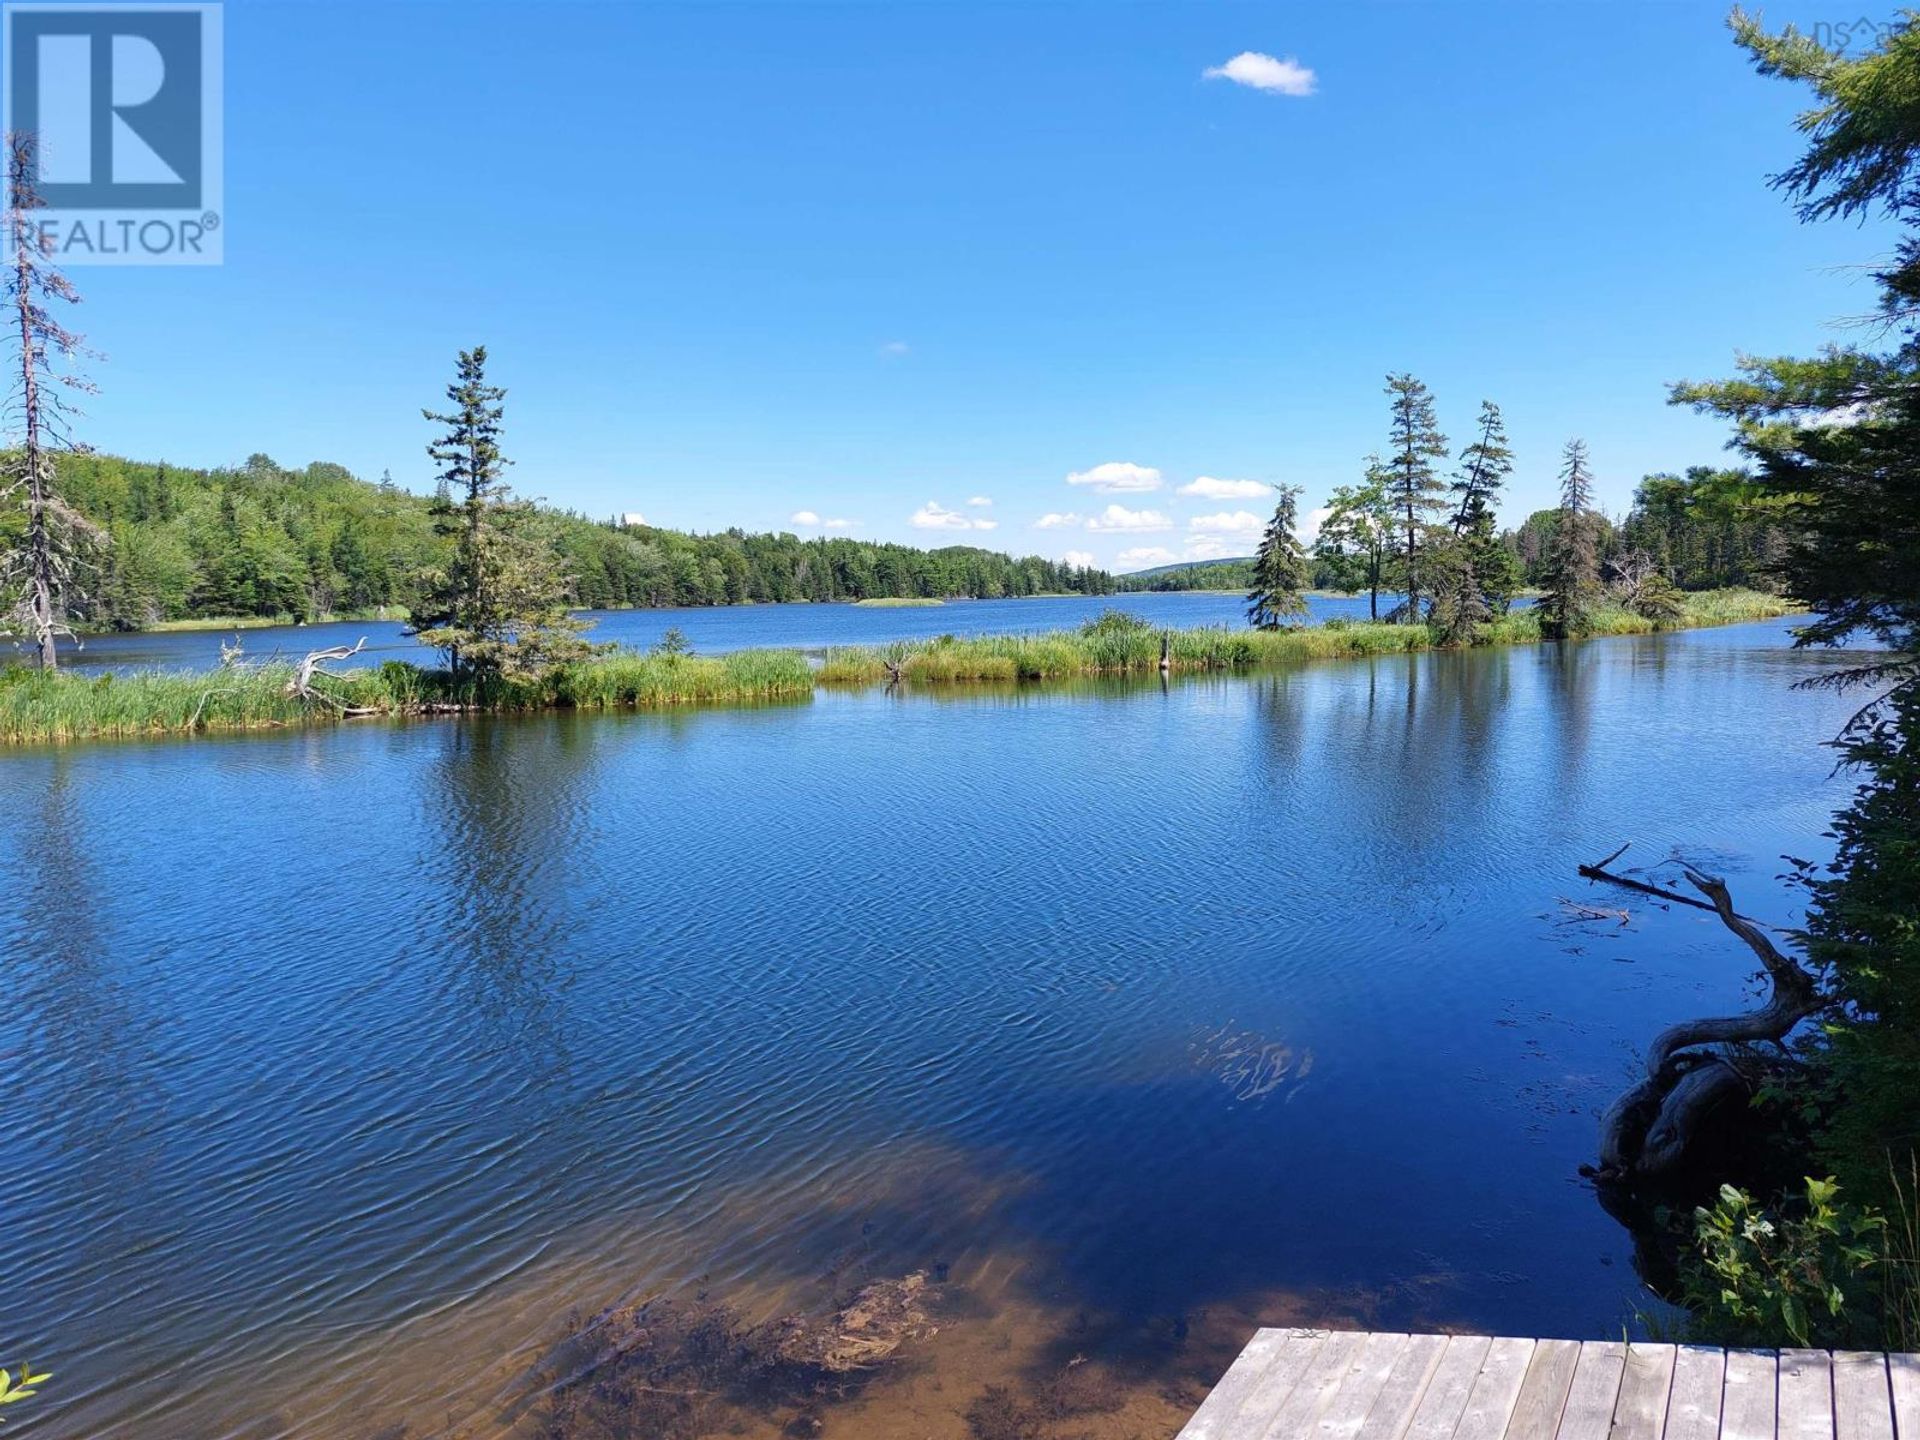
1539;438;1600;639
1245;485;1311;629
410;347;593;683
1383;372;1449;620
1436;399;1524;621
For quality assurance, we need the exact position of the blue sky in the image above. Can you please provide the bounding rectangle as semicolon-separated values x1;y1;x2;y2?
70;0;1890;571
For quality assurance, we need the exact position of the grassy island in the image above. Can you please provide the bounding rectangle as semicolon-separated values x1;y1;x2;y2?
0;588;1795;745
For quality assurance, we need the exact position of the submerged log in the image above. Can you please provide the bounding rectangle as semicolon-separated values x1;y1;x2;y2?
1588;862;1825;1188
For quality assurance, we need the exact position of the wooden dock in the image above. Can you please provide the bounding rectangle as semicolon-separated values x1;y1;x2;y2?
1174;1328;1920;1439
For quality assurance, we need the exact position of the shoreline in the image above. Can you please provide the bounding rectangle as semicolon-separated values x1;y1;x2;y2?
1;589;1798;746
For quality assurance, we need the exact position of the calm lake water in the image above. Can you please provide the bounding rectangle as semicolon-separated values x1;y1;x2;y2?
55;591;1401;674
0;618;1861;1439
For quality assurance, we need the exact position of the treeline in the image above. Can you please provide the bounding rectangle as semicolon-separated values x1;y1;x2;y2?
40;450;1114;628
1118;467;1786;596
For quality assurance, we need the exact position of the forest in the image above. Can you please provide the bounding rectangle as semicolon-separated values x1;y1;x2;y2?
40;450;1114;629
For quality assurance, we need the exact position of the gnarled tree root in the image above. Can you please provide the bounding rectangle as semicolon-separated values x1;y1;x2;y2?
1584;861;1825;1189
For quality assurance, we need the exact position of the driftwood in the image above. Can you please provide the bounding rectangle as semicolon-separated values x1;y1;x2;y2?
1577;842;1781;930
1590;863;1826;1186
284;638;387;717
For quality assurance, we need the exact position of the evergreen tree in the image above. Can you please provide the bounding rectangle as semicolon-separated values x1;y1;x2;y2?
1539;438;1601;639
1383;372;1449;620
1671;11;1920;1203
1450;399;1524;613
1;133;104;668
1313;457;1399;619
1245;485;1310;629
410;347;593;682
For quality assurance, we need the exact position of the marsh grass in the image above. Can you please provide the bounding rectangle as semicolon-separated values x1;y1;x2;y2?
1;589;1793;744
816;590;1795;685
0;648;814;744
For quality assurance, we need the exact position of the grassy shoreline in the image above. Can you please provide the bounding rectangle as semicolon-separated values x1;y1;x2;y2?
1;589;1796;745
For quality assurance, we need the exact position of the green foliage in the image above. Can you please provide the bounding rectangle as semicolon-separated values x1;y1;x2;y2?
0;1364;49;1422
410;348;595;682
1383;373;1450;618
1619;468;1787;590
1671;9;1920;1223
1245;487;1311;629
1077;608;1153;637
40;450;1114;629
651;626;692;657
1539;440;1603;639
1680;1178;1894;1348
1313;459;1400;619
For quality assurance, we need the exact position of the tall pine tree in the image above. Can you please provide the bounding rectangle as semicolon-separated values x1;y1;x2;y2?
1383;372;1449;621
1539;438;1600;639
1444;399;1523;616
1246;486;1311;629
410;347;593;683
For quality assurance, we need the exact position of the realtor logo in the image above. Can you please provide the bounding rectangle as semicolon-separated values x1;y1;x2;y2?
2;2;223;263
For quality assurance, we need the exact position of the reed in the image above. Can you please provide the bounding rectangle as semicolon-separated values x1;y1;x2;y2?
0;588;1796;744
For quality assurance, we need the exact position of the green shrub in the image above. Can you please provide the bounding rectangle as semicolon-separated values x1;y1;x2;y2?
1679;1177;1895;1348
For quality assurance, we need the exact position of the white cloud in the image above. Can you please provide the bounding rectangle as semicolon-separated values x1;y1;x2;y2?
1065;461;1163;493
1061;549;1096;569
1035;511;1082;530
1189;509;1266;534
880;340;910;358
1088;504;1173;533
974;517;1000;530
1301;506;1331;545
967;495;992;508
1203;51;1317;97
1185;535;1232;561
1178;475;1270;500
911;500;995;532
790;509;858;530
1118;546;1177;568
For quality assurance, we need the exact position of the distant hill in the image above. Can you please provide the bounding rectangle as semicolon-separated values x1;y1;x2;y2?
1120;556;1255;581
38;451;1117;629
1114;556;1258;592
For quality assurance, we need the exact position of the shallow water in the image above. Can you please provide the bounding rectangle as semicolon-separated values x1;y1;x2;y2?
52;590;1404;674
0;619;1861;1438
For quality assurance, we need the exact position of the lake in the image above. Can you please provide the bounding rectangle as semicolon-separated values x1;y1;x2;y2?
0;617;1860;1439
54;591;1405;675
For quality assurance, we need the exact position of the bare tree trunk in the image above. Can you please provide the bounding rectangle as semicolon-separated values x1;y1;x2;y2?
14;221;53;670
1588;864;1825;1185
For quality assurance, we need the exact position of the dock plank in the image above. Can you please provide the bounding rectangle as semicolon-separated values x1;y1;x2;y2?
1662;1346;1725;1440
1611;1343;1678;1440
1453;1335;1536;1440
1402;1335;1494;1440
1890;1352;1920;1439
1557;1340;1629;1440
1315;1332;1411;1438
1832;1351;1893;1440
1252;1328;1369;1439
1718;1350;1777;1440
1354;1332;1450;1440
1174;1328;1920;1439
1506;1339;1581;1440
1175;1327;1318;1440
1779;1348;1835;1440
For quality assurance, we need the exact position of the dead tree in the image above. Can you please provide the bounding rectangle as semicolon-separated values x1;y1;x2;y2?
285;638;371;711
1;133;102;670
1585;859;1825;1186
